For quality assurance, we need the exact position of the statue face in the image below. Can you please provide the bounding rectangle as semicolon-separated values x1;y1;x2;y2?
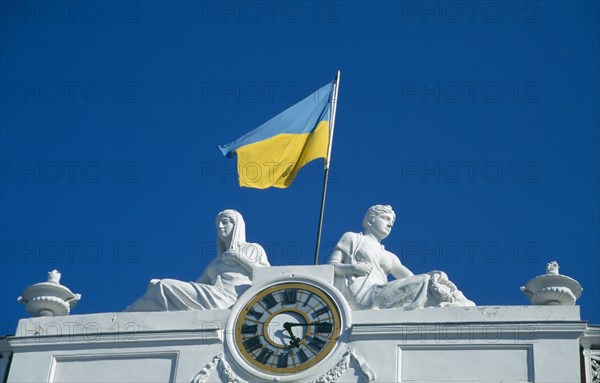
217;215;235;240
367;212;394;240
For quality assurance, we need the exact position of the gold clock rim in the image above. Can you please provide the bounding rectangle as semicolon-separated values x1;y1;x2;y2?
234;282;342;374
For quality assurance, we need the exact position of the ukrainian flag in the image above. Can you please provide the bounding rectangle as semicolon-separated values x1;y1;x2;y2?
219;82;333;189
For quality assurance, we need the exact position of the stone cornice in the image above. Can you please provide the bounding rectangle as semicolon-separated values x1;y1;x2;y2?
351;321;588;341
580;325;600;349
8;329;222;351
352;305;582;324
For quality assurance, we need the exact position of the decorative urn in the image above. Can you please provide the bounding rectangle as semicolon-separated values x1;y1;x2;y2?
521;261;582;305
18;270;81;317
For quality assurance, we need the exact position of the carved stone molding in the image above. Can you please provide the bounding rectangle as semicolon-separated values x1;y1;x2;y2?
309;349;376;383
192;353;247;383
191;349;376;383
581;326;600;383
588;353;600;383
192;354;220;383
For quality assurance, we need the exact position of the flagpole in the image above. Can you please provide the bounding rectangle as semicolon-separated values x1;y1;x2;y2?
314;69;340;265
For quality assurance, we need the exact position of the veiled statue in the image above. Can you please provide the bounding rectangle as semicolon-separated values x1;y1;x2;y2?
328;205;474;310
125;209;269;311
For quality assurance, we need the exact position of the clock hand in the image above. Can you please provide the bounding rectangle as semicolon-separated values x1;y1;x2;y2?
282;322;300;348
283;322;323;327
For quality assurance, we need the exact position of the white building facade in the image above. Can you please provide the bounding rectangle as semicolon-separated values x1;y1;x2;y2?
1;265;598;383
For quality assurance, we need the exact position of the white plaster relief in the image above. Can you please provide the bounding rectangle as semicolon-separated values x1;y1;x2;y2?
192;349;375;383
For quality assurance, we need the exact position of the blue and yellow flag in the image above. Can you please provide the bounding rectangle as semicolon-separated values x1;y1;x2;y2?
219;82;333;189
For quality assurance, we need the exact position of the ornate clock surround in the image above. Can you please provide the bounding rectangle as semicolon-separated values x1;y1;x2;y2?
224;266;352;381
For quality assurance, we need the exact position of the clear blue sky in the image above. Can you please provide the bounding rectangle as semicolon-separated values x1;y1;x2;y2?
1;1;598;335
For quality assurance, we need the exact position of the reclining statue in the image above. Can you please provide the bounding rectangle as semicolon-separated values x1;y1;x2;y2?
125;209;269;311
328;205;474;310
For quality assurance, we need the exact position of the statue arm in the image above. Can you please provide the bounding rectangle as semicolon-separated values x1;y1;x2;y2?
328;233;372;277
329;249;354;277
196;270;211;284
389;255;414;280
331;257;373;277
195;258;218;284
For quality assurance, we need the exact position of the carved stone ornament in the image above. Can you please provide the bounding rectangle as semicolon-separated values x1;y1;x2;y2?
125;209;269;312
192;349;376;383
521;261;583;305
17;270;81;317
328;205;475;310
592;357;599;383
309;349;376;383
192;353;247;383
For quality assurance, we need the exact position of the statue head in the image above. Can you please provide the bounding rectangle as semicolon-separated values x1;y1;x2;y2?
215;209;246;254
362;205;396;240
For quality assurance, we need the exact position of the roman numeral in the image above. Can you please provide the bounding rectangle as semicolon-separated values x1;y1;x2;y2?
256;348;274;364
262;293;277;310
303;293;314;306
276;353;289;368
296;349;308;363
246;308;263;320
243;337;262;353
311;306;330;319
314;322;333;333
282;289;297;305
241;324;258;334
308;337;327;352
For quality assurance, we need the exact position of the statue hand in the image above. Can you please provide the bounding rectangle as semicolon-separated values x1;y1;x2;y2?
352;263;373;276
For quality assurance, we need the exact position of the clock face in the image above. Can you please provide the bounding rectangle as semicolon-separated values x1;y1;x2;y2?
234;282;342;374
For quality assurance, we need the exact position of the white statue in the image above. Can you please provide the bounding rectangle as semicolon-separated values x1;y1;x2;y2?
125;209;270;311
328;205;474;310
